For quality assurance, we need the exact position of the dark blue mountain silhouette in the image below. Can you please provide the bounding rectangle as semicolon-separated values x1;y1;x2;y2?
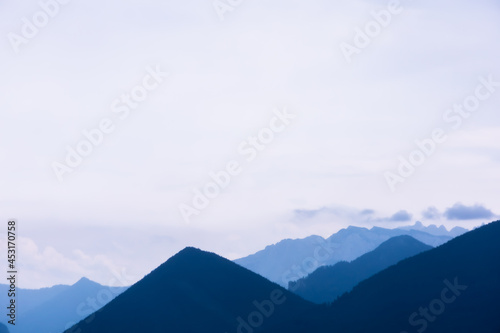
236;225;452;286
264;220;500;332
289;235;432;303
65;247;314;333
65;221;500;333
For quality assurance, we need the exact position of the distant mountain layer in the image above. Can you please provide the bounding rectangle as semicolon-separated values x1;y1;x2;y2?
264;220;500;332
65;247;314;333
0;323;9;333
1;278;126;333
289;235;432;303
0;283;70;315
235;225;455;286
66;221;500;333
399;221;468;237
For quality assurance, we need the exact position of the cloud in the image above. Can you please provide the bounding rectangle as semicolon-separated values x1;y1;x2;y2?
387;210;413;222
293;206;376;221
444;203;496;220
293;206;411;224
422;206;441;220
293;207;327;219
368;210;413;223
0;236;136;289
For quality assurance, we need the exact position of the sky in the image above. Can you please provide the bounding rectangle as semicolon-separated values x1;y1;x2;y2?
1;0;499;288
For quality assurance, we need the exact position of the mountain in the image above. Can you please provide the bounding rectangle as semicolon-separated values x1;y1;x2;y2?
0;283;70;315
3;278;126;333
398;221;468;237
65;247;314;333
64;221;500;333
235;226;452;286
234;235;331;287
289;235;432;303
264;220;500;332
0;323;9;333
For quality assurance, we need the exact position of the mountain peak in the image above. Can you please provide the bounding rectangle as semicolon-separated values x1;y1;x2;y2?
177;246;203;254
381;234;419;244
73;277;99;288
398;221;468;237
375;235;432;253
65;246;312;333
170;246;215;262
290;235;432;303
76;277;91;284
346;225;366;231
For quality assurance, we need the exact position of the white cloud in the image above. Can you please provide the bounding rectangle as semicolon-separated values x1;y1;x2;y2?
0;236;132;288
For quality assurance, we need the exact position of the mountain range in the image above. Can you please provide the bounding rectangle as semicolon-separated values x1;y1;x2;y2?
267;220;500;332
0;282;70;316
289;235;433;303
65;220;500;332
398;221;468;237
0;278;126;333
234;222;462;286
64;247;314;333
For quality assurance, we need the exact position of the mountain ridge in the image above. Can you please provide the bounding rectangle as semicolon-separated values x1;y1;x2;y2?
289;235;433;303
264;220;500;332
61;220;500;333
235;224;454;286
65;246;314;333
2;278;127;333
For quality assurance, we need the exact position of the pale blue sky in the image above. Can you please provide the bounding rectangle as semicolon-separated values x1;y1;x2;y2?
1;0;499;288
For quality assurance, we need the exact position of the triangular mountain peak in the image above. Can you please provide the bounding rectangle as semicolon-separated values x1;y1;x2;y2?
66;246;313;333
73;277;100;288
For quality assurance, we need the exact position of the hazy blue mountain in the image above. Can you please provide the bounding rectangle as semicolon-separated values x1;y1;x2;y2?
0;283;70;315
234;234;332;287
264;220;500;332
235;226;452;286
0;323;9;333
398;221;468;237
289;235;432;303
2;278;126;333
62;221;500;333
65;247;314;333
